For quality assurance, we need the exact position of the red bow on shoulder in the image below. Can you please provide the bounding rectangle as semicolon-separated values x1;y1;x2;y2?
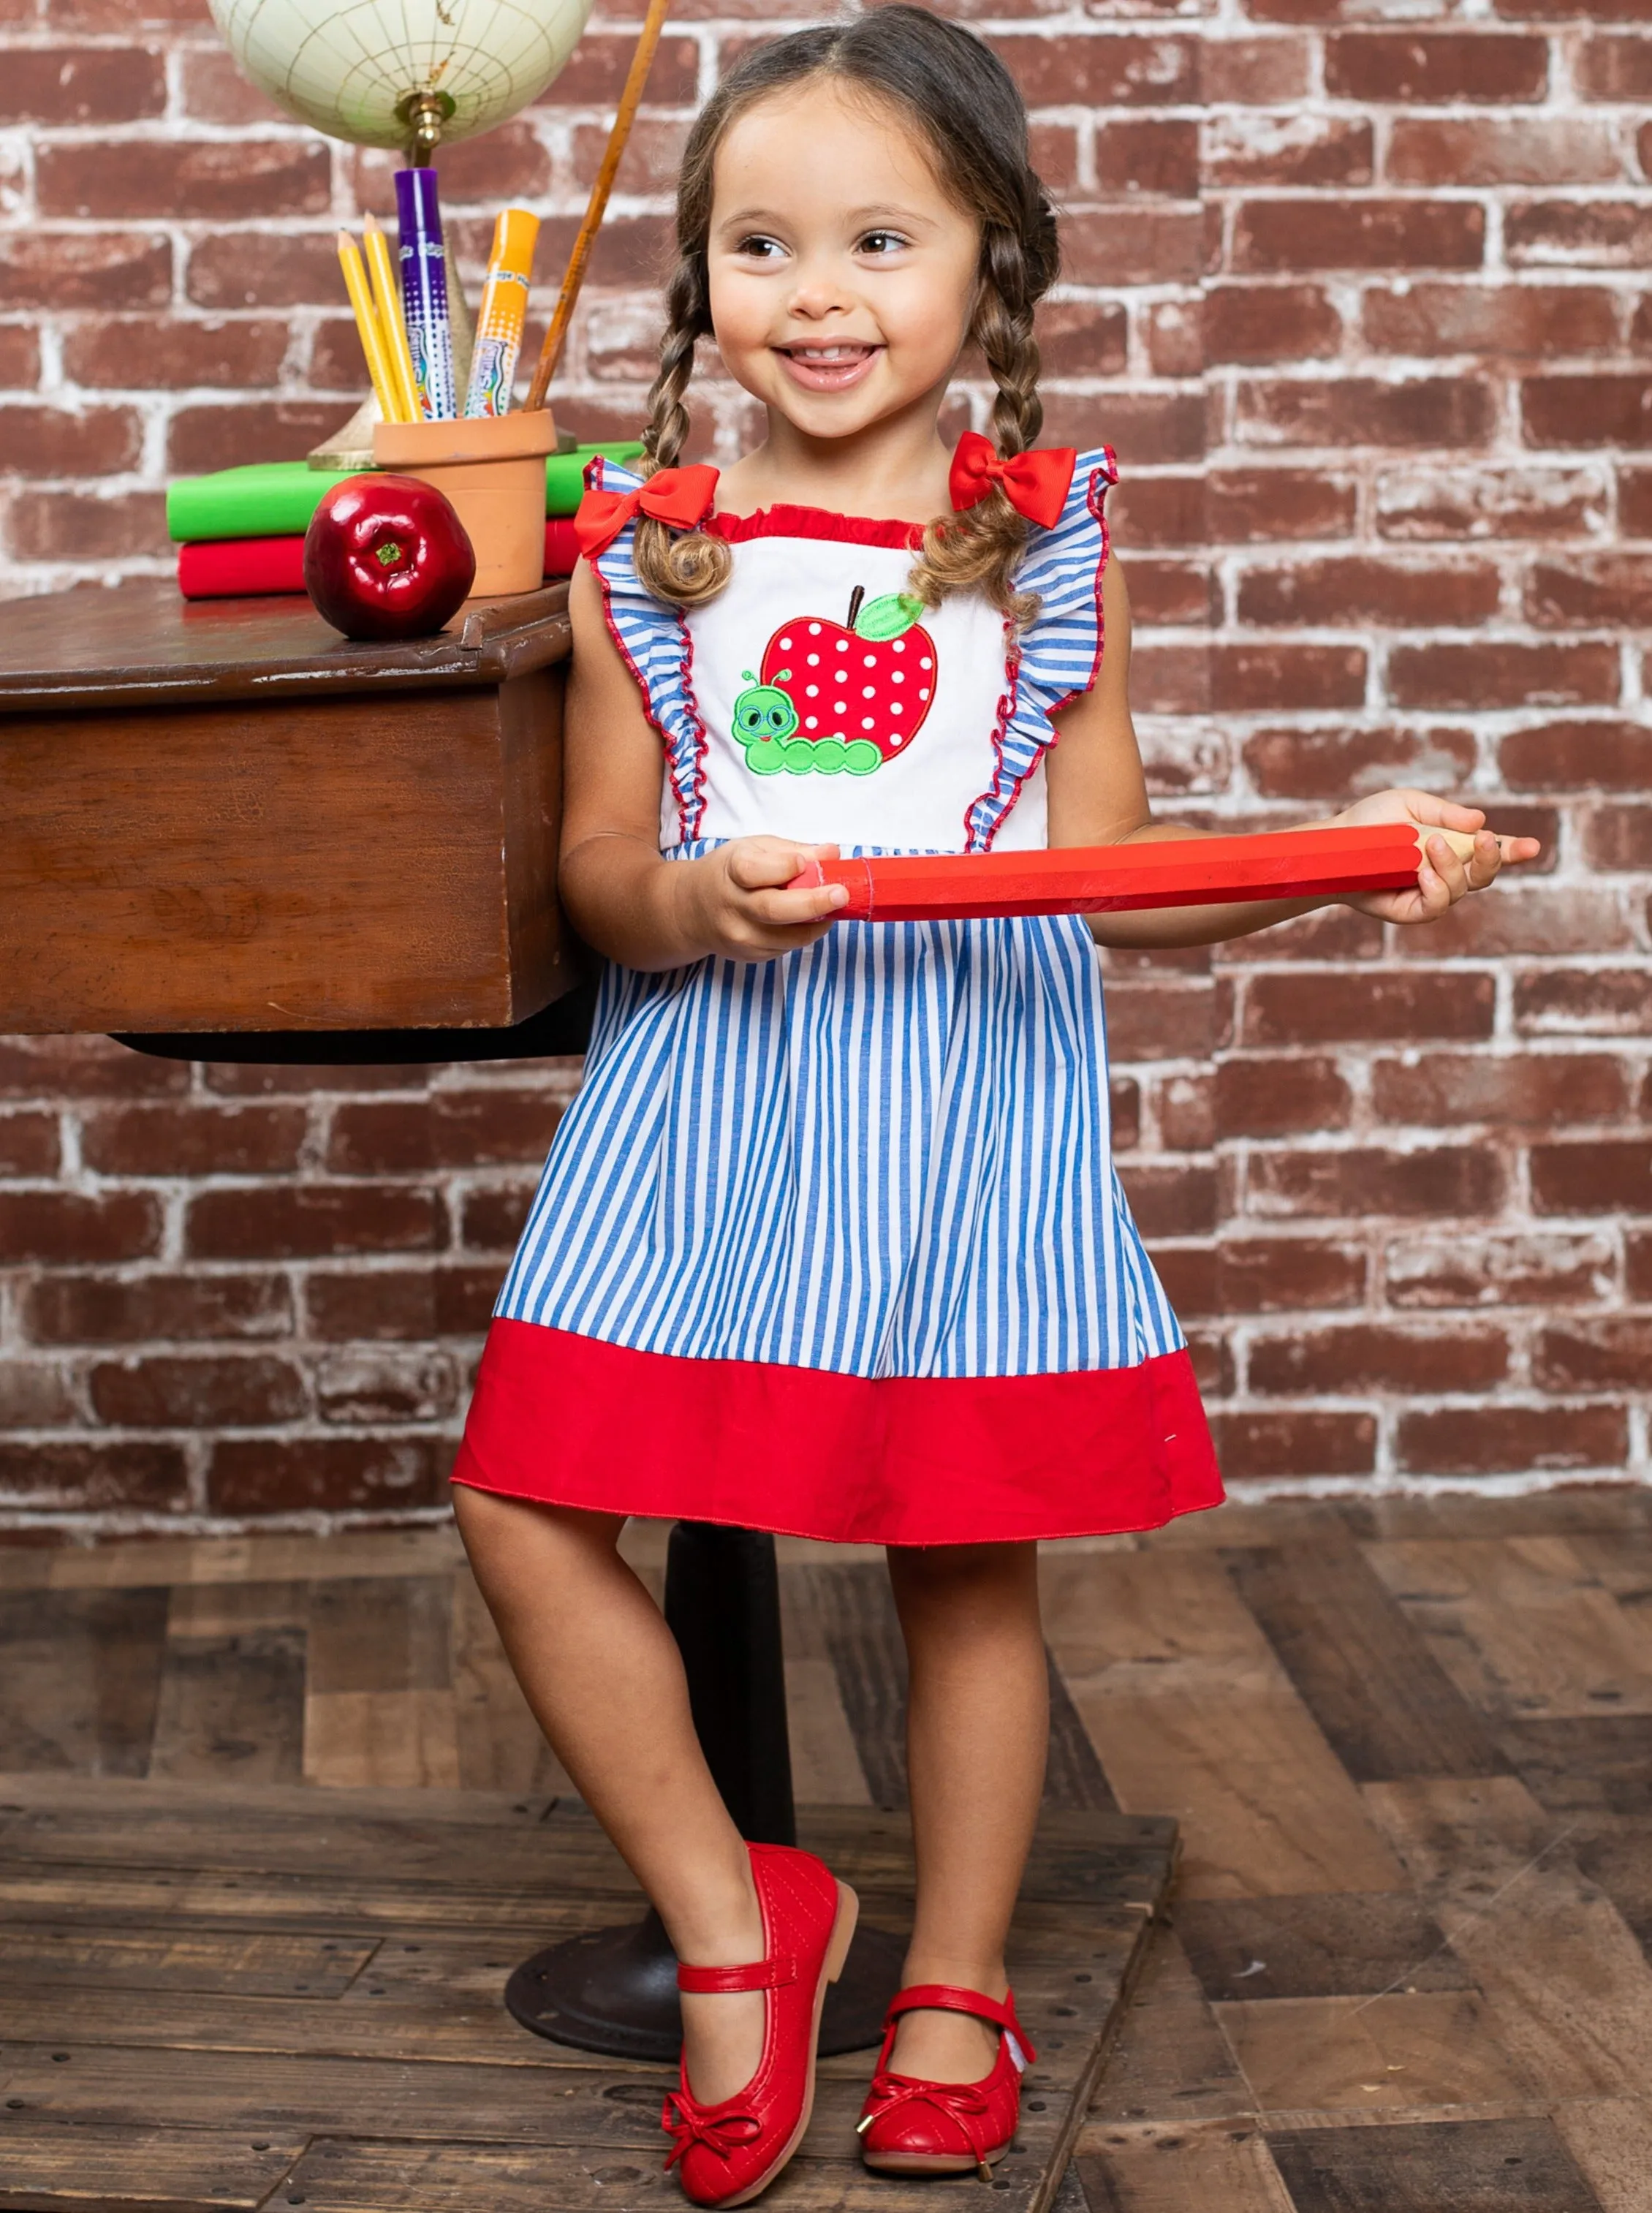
574;464;719;559
948;432;1076;532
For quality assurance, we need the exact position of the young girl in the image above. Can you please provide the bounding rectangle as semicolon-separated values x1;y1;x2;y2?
452;10;1534;2203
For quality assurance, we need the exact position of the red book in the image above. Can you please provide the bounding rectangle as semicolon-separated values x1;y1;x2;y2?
789;825;1464;921
178;517;584;600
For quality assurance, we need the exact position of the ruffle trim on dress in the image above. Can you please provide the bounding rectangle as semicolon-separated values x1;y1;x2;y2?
451;1317;1224;1547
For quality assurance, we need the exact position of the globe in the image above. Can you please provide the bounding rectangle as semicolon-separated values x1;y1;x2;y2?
209;0;596;150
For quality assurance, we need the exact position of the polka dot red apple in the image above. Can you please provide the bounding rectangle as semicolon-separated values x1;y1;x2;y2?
736;586;936;776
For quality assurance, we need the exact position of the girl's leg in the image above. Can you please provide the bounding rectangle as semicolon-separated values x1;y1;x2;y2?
884;1540;1048;2081
452;1484;766;2103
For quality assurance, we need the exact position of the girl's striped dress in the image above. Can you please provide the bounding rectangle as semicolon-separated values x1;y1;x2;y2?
452;449;1223;1544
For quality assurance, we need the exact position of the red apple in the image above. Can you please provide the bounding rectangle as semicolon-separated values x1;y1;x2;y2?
303;473;476;641
759;587;936;769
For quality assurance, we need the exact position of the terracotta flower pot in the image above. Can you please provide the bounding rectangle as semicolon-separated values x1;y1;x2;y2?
372;409;558;597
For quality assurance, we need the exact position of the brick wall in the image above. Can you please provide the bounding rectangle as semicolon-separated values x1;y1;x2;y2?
0;0;1648;1529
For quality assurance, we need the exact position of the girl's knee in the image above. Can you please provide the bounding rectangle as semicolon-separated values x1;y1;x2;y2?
452;1483;625;1577
886;1539;1039;1603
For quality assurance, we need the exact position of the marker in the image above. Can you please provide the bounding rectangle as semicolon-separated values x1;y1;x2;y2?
363;211;419;425
335;230;401;423
463;206;540;418
394;166;456;420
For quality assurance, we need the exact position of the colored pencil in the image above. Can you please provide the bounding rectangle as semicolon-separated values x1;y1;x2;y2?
335;230;400;423
363;212;419;423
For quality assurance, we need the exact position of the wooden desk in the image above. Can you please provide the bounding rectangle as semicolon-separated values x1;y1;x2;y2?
0;580;574;1034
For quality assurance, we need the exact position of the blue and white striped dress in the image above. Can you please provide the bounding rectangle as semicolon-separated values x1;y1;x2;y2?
453;450;1222;1545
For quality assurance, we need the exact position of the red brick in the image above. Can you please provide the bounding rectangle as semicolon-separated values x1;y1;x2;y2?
1250;1323;1509;1395
7;490;168;561
1576;31;1652;94
1243;973;1496;1048
1061;208;1208;288
1219;1236;1367;1312
1152;1244;1218;1317
89;1354;306;1429
1144;302;1202;381
1094;118;1199;199
0;325;37;388
577;116;689;203
0;1441;187;1513
316;1349;458;1424
1103;980;1216;1062
1534;1320;1652;1391
1500;719;1652;790
1397;1405;1627;1478
1509;200;1652;270
1029;122;1080;194
1376;464;1609;542
1234;200;1485;276
186;232;343;311
1390;119;1622;189
0;1110;59;1176
167;404;349;475
1205;285;1342;366
1531;1140;1652;1214
1117;1163;1217;1238
1034;300;1129;382
1212;1410;1377;1481
1205;114;1371;189
1202;37;1311;103
1481;805;1561;870
1215;907;1385;964
0;1362;73;1427
22;1271;292;1346
1126;559;1213;627
1246;1146;1507;1218
1529;556;1652;629
327;1092;561;1173
178;48;285;124
1185;1328;1235;1401
1045;390;1205;466
80;1104;308;1176
458;1181;538;1253
543;30;700;104
1237;377;1495;452
1385;1230;1616;1309
993;33;1197;105
0;46;166;122
186;1187;442;1260
200;1062;434;1097
0;1192;160;1263
1621;462;1652;532
1238;556;1499;629
0;1037;187;1100
1389;642;1620;711
1208;469;1357;543
1362;284;1619;360
1582;803;1652;870
1110;474;1203;550
208;1435;452;1515
63;317;289;392
1516;969;1652;1037
1212;644;1367;711
1325;31;1548;102
1399;887;1632;961
39;140;332;222
1132;643;1210;716
1373;1051;1631;1128
1629;1230;1652;1300
1215;1056;1352;1138
1158;1071;1213;1151
0;231;171;311
1243;725;1476;803
0;404;140;477
45;0;208;26
1523;375;1652;448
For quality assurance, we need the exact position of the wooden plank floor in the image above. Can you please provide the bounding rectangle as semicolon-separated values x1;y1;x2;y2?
4;1490;1652;2211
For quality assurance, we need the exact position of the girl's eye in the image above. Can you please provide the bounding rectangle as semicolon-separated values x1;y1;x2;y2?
857;230;907;257
735;234;785;261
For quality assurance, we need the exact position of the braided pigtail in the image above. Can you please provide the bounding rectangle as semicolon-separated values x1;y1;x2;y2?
630;251;732;607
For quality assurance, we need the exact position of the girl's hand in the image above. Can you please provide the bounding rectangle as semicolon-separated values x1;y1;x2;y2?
674;836;849;961
1334;789;1542;926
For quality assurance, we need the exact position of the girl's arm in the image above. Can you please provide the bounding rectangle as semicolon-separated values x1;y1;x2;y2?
1043;559;1539;947
556;561;848;971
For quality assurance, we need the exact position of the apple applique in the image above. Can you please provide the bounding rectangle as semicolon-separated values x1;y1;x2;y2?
736;586;937;776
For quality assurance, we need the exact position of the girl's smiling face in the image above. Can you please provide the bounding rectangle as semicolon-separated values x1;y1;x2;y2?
706;79;981;444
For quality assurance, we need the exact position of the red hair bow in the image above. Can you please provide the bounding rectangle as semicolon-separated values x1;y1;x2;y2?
574;464;719;559
948;432;1076;532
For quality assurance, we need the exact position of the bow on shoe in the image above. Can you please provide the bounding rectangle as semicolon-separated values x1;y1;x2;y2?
661;2090;764;2172
575;464;720;560
856;2076;999;2180
947;431;1076;532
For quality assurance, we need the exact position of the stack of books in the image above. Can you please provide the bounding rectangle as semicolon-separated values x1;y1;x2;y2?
170;444;643;599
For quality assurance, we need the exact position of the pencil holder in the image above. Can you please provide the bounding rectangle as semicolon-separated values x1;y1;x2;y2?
372;409;558;596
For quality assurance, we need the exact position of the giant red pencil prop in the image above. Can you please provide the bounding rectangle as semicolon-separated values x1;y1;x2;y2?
788;824;1477;923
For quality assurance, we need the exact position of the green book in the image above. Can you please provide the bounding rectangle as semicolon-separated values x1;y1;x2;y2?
167;442;645;543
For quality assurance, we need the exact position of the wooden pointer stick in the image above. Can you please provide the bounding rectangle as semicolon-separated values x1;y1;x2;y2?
525;0;675;412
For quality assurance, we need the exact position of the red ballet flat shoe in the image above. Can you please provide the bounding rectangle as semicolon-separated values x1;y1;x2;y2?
662;1842;858;2208
857;1983;1037;2179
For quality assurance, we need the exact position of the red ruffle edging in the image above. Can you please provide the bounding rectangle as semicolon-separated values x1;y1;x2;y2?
451;1319;1224;1546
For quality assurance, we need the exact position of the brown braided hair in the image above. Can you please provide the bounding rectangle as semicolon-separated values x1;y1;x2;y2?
632;6;1060;622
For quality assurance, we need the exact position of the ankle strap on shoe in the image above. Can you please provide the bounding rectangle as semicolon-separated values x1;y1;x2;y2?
677;1954;797;1994
882;1983;1037;2063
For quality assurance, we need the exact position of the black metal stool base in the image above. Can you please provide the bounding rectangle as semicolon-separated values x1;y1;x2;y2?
506;1905;906;2062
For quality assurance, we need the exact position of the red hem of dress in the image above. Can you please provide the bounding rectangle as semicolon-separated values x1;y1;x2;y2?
705;503;925;551
451;1318;1225;1547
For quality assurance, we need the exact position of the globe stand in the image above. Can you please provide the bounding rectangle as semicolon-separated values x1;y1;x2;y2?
504;1521;906;2060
